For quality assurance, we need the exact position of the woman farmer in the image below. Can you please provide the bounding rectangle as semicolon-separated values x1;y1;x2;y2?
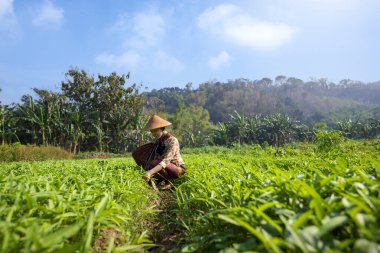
132;114;185;190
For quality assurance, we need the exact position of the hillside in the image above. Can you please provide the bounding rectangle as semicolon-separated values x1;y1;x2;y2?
144;77;380;125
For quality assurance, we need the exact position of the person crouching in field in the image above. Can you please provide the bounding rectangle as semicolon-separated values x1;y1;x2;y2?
132;114;185;190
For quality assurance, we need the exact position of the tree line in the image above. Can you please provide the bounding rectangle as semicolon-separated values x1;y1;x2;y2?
145;77;380;124
1;69;379;153
0;69;145;153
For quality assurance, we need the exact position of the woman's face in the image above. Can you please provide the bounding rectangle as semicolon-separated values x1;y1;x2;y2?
150;128;163;139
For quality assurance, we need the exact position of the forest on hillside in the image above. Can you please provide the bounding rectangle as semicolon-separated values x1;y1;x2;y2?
144;77;380;124
1;69;379;152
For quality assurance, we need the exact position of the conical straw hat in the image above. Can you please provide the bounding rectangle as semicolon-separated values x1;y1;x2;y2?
144;114;172;130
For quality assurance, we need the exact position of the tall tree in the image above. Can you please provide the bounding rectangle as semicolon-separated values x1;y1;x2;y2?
61;68;143;152
172;104;215;147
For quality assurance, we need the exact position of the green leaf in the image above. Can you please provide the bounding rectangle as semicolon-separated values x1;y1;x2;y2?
293;210;313;229
113;243;156;252
318;216;348;238
218;214;241;226
218;214;281;253
281;216;310;253
354;239;379;253
95;193;109;217
40;222;83;248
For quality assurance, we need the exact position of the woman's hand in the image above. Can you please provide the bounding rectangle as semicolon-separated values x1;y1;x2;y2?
143;172;152;182
143;164;163;182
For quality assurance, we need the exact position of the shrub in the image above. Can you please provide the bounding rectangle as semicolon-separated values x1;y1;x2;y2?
0;143;72;162
314;130;345;153
75;151;127;159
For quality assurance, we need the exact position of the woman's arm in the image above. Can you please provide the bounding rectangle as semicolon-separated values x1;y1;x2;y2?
158;137;179;168
144;137;178;180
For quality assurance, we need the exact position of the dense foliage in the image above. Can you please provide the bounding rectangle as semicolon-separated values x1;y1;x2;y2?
0;69;144;153
0;143;72;162
0;139;379;252
145;77;380;124
212;112;380;147
1;72;379;151
177;139;380;252
0;159;156;252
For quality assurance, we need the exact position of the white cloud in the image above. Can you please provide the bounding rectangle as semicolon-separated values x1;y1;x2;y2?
198;4;298;51
209;50;230;70
154;50;184;72
198;4;238;31
32;0;64;28
303;0;357;8
113;11;165;49
134;12;164;44
0;0;13;17
95;51;141;71
98;11;169;73
0;0;17;32
110;13;129;31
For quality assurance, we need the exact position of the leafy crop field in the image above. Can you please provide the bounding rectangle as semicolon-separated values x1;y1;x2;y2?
0;159;157;252
1;139;379;252
177;139;380;252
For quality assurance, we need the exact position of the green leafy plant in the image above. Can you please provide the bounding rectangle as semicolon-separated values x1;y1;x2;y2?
314;130;344;153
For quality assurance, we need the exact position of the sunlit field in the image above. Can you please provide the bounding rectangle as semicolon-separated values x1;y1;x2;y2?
0;159;156;252
1;139;379;252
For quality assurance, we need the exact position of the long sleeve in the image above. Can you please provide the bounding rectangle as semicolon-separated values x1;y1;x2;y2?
158;137;180;168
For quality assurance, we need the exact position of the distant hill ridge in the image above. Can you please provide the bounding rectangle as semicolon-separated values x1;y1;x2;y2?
144;77;380;124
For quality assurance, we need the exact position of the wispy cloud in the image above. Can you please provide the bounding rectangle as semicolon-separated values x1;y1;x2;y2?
98;10;170;72
132;12;164;47
32;0;64;28
0;0;18;36
95;51;141;71
154;50;184;72
112;11;165;49
209;50;230;70
198;4;298;51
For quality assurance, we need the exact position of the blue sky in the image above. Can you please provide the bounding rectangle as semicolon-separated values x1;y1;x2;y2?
0;0;379;104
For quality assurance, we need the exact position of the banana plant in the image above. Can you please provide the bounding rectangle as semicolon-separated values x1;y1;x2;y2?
68;109;85;154
213;122;228;146
15;96;46;145
0;105;19;144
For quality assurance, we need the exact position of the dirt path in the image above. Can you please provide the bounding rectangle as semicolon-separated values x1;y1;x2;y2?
148;190;186;253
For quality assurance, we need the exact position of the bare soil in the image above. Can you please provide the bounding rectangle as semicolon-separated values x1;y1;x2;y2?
147;190;186;253
94;228;125;252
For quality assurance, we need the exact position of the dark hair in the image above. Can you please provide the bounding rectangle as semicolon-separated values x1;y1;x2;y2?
160;127;165;131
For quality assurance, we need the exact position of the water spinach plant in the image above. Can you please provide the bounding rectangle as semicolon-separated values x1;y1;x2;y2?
0;159;156;252
0;139;379;252
177;139;380;252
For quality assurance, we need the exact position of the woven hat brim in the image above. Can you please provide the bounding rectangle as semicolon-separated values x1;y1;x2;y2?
144;122;172;130
144;115;172;130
